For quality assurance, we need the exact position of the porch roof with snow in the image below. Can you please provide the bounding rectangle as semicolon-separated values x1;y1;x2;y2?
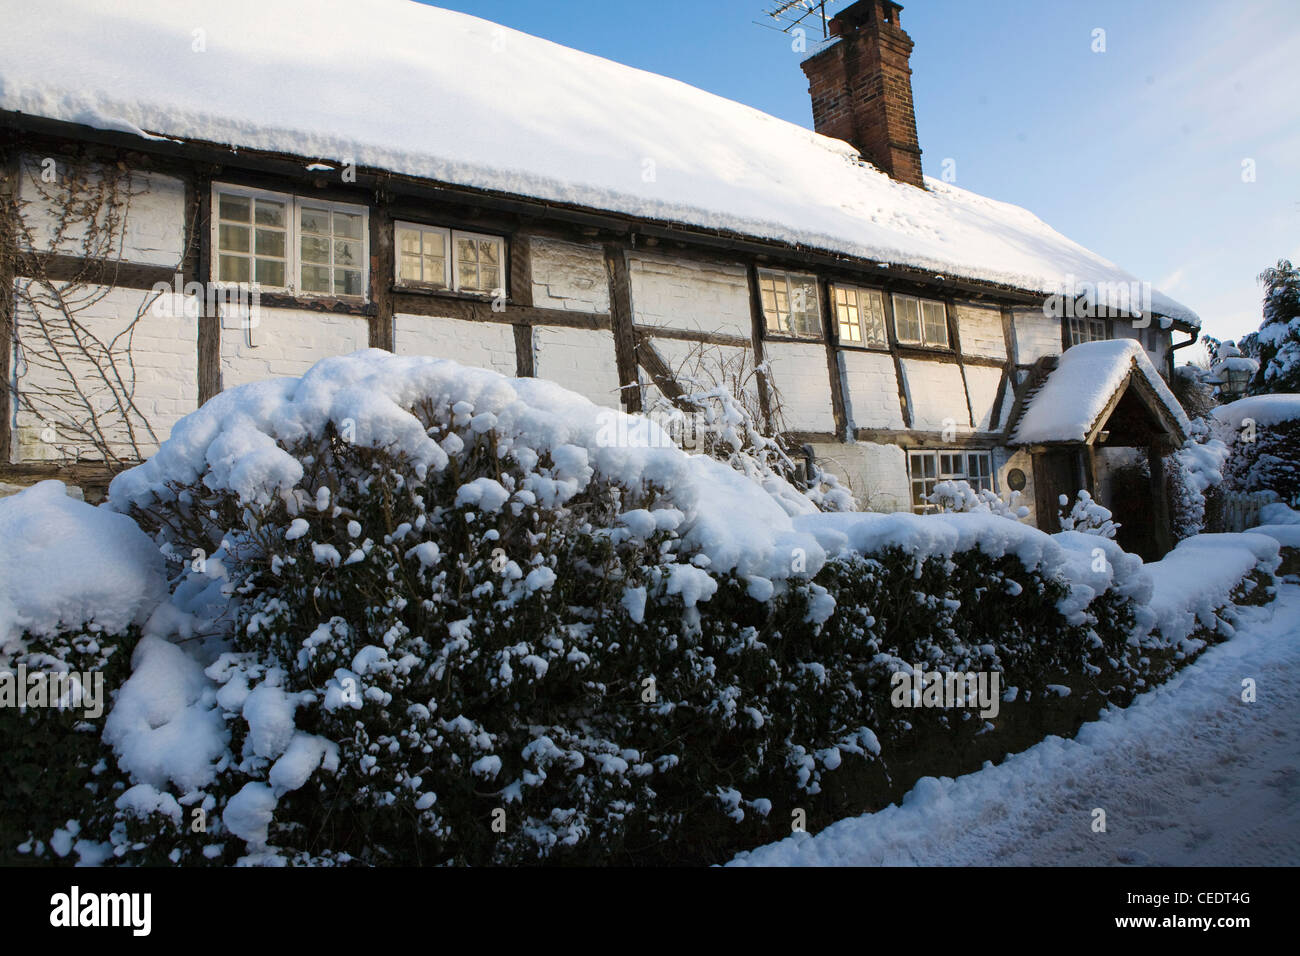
1011;340;1191;447
0;0;1199;328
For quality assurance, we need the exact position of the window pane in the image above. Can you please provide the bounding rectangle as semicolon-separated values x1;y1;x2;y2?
422;231;445;258
255;228;285;258
479;239;499;265
862;290;887;345
301;236;330;265
219;223;249;253
458;258;479;290
336;269;363;297
219;194;250;222
457;237;479;264
300;207;330;235
837;288;862;342
481;266;501;293
255;259;285;288
921;300;948;347
254;201;286;228
334;211;363;240
789;276;820;336
893;295;921;343
400;254;422;282
399;229;421;256
334;239;361;268
423;256;446;287
301;265;331;293
219;254;249;283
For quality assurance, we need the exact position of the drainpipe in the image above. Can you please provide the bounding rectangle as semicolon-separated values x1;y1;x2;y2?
1169;326;1200;379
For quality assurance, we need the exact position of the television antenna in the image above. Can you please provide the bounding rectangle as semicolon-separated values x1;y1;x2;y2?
754;1;834;42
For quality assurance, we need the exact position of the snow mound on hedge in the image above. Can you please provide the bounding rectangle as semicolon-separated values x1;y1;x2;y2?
1146;533;1281;643
1213;393;1300;429
0;480;166;651
794;510;1150;626
108;349;825;584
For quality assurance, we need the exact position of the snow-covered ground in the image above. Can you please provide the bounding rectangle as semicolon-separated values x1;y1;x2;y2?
730;582;1300;867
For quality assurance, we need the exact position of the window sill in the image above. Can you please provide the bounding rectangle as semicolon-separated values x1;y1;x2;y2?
253;291;375;316
393;284;507;304
894;343;954;356
764;333;825;345
836;342;892;353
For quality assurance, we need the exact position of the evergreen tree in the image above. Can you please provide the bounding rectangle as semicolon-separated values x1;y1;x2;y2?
1240;259;1300;394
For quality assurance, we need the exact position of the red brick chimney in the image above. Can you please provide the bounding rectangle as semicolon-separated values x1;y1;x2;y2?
801;0;925;188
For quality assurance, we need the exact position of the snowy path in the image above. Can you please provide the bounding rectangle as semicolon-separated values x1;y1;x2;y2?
730;583;1300;867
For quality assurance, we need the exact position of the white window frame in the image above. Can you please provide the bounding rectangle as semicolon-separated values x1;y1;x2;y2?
891;293;950;348
210;183;369;300
758;269;823;339
394;221;452;290
832;284;888;348
296;197;369;299
394;223;506;297
450;229;507;297
1068;317;1109;347
212;183;294;293
908;449;995;513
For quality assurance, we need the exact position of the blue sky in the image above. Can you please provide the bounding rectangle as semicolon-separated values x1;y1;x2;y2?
421;0;1298;347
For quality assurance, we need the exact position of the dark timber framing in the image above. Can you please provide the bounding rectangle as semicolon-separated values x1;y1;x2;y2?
0;148;17;464
195;170;220;405
0;111;1194;538
604;243;641;413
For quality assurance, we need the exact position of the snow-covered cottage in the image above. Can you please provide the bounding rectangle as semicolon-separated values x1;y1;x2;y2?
0;0;1198;555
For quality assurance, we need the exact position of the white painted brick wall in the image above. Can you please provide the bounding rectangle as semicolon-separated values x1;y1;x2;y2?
1012;307;1062;364
220;306;369;389
533;326;622;409
629;252;752;339
765;342;836;433
963;364;1005;432
1115;322;1171;371
840;349;904;430
647;335;756;395
812;440;911;512
900;358;970;432
953;302;1006;360
19;156;186;268
530;238;609;313
394;314;517;376
12;282;197;462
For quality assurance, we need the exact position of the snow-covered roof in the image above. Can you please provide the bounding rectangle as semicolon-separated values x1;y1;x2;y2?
1013;340;1191;445
1213;393;1300;429
0;0;1198;326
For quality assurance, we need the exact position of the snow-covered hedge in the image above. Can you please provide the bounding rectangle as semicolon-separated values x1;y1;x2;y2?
1;353;1283;866
0;481;169;861
1214;394;1300;504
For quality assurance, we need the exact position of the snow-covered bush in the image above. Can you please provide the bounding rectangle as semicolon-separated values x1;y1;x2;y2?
646;366;855;515
0;481;169;865
926;480;1030;520
7;352;1265;866
1214;395;1300;506
1058;490;1119;538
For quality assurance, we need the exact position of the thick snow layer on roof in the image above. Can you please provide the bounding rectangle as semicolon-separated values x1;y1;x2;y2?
107;349;825;586
1013;339;1191;445
0;0;1196;325
0;481;166;650
1213;393;1300;428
